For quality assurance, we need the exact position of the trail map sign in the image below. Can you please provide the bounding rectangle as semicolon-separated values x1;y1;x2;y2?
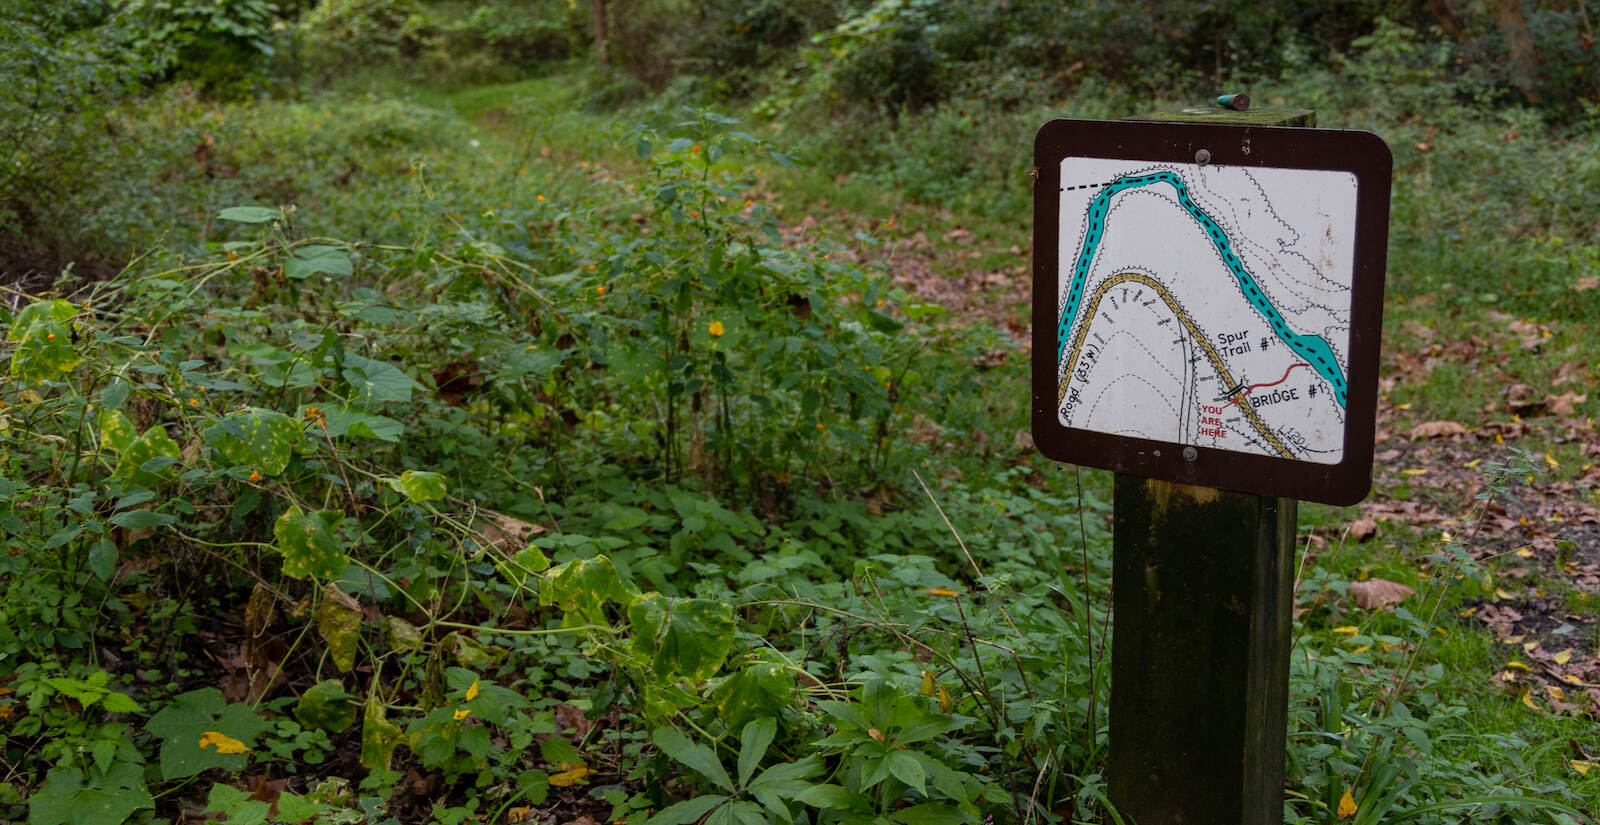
1032;119;1392;505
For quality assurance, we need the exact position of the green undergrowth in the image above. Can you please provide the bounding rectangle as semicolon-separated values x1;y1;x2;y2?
3;62;1597;825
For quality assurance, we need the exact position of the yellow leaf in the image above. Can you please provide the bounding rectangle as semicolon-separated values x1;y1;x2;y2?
1563;674;1583;685
1401;468;1428;476
466;679;480;701
1572;760;1595;776
453;708;471;721
1332;626;1359;635
1351;645;1371;654
507;806;535;823
1506;660;1531;671
1514;546;1534;558
1553;649;1572;665
1544;685;1566;701
919;670;936;696
1521;690;1540;711
1546;453;1560;467
1464;458;1482;469
937;684;953;714
549;763;595;787
1495;588;1514;599
198;731;250;754
1337;789;1358;819
923;586;959;598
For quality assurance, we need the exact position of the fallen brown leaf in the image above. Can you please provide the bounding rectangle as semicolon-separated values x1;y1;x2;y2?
1572;276;1599;292
1350;578;1415;610
1349;518;1378;541
1409;420;1469;440
1546;392;1588;416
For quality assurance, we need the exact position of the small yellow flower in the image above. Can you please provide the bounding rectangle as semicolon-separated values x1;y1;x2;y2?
46;333;55;340
708;321;725;337
189;398;200;407
744;200;753;207
537;194;545;202
303;406;324;422
587;264;597;271
595;285;606;295
248;469;262;482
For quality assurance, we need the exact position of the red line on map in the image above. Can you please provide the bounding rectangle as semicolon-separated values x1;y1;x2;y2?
1221;362;1311;409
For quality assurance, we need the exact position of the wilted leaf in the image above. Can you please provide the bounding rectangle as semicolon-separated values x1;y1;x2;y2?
1348;518;1377;541
204;407;300;475
1349;577;1415;610
1572;276;1598;292
547;763;595;787
198;731;250;755
627;593;737;682
539;556;637;627
315;584;362;673
1408;420;1468;440
1337;789;1357;819
273;506;346;579
359;696;400;771
479;511;546;551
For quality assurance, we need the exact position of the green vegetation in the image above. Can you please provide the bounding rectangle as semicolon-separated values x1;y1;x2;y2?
2;1;1598;823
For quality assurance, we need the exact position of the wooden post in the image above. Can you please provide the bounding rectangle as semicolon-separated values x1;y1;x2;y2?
1106;103;1314;825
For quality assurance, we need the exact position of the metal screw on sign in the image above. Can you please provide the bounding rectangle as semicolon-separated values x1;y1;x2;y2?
1195;148;1211;165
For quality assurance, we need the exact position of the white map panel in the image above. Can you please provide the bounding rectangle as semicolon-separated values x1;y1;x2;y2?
1054;158;1357;464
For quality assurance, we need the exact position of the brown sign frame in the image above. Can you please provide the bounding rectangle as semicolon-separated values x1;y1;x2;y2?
1032;118;1392;505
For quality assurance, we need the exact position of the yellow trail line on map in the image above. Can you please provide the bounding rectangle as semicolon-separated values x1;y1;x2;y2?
1056;271;1293;458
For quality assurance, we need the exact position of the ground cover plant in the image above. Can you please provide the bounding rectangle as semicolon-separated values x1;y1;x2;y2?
2;1;1599;823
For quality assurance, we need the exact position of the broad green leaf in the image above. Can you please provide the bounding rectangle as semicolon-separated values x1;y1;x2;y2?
386;469;445;503
100;380;130;411
627;593;736;681
705;801;766;825
342;353;418;406
273;506;346;579
792;784;868;811
295;679;358;732
109;510;176;529
217;206;280;223
886;750;927;795
645;794;728;825
28;764;153;825
737;717;777;787
652;727;734;792
307;404;404;441
538;555;638;627
205;782;269;825
315;584;362;673
274;792;328;822
144;688;265;780
204;407;300;475
749;755;824;821
359;696;400;770
284;245;353;280
497;545;550;593
888;803;975;825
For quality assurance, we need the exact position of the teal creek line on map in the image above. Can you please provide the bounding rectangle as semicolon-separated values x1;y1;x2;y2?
1056;170;1348;407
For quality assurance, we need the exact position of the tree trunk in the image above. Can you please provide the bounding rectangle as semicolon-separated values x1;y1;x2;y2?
1424;0;1466;39
592;0;608;65
1493;0;1541;102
